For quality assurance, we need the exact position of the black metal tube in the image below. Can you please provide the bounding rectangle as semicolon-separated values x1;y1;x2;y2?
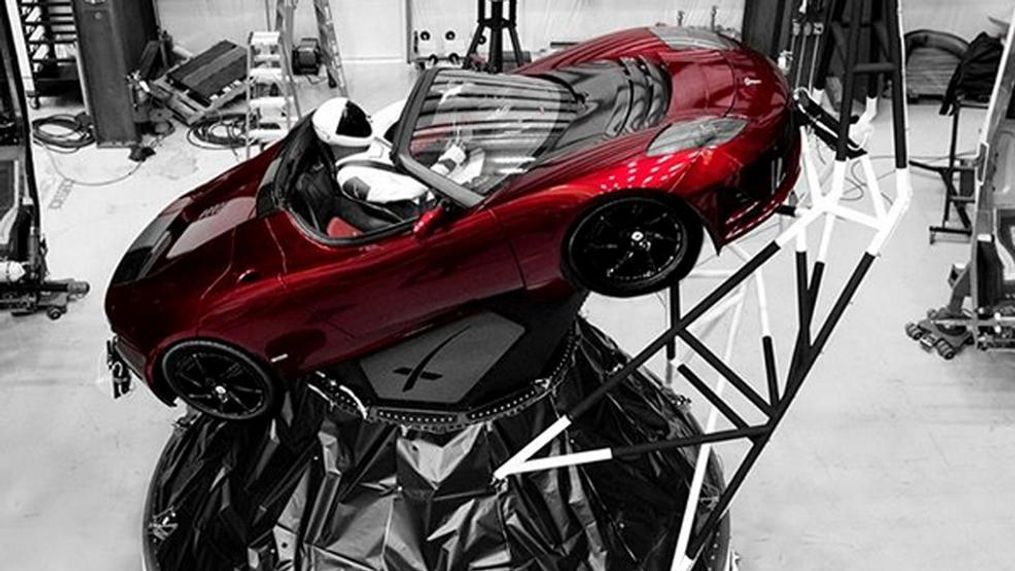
812;0;841;91
835;0;865;161
789;249;812;380
677;364;750;430
763;335;779;405
676;331;773;416
885;0;909;168
687;440;768;556
810;253;876;368
612;426;767;459
786;253;875;398
667;283;681;360
567;242;781;419
489;0;503;72
808;260;825;308
465;3;485;60
688;253;873;558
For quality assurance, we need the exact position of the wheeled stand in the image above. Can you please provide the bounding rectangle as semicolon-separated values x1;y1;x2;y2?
464;0;526;73
1;277;90;320
911;98;987;242
906;6;1015;359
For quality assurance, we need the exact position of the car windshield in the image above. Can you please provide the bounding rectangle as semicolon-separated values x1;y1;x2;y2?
407;69;582;196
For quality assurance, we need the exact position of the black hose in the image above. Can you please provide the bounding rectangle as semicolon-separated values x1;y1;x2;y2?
31;112;95;151
187;113;247;150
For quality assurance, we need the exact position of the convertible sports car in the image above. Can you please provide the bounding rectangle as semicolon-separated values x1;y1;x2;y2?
106;26;800;420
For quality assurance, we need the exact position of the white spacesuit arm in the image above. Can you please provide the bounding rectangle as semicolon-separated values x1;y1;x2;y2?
432;144;485;186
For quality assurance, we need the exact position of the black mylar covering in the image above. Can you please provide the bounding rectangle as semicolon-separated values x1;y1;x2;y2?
144;320;730;570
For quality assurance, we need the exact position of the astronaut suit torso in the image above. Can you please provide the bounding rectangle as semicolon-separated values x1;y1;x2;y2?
333;100;484;208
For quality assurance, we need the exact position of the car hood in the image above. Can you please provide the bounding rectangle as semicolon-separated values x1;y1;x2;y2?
105;149;283;351
109;149;278;288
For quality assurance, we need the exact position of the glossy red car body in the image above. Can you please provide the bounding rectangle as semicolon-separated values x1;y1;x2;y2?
106;26;800;405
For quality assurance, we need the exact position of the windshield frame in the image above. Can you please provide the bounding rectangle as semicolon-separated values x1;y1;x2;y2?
391;68;516;210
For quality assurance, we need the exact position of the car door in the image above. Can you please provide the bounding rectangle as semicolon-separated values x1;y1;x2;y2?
267;203;523;375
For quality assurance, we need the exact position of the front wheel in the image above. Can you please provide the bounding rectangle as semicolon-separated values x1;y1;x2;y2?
161;340;278;421
564;195;703;298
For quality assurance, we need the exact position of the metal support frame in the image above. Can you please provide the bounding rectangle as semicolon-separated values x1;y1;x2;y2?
908;7;1015;357
0;4;88;318
912;98;988;243
15;0;80;105
464;0;524;73
495;1;912;568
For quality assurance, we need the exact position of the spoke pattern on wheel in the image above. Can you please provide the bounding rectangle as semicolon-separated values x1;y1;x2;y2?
573;198;688;286
640;248;659;273
606;251;636;277
166;347;269;419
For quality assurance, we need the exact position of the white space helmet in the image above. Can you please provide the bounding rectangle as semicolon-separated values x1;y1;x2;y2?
313;97;373;148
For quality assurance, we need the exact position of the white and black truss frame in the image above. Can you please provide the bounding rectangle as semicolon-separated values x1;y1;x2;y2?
494;2;912;569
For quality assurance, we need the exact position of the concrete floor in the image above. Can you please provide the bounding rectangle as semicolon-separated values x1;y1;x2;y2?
0;61;1012;569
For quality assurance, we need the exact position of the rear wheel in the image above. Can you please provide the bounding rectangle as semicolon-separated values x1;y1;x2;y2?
565;195;703;298
161;340;278;421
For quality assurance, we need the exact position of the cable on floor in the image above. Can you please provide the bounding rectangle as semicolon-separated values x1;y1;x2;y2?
187;113;247;150
39;144;146;187
31;113;95;152
36;125;174;188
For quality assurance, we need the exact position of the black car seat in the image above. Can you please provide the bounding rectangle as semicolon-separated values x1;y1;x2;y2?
291;141;404;235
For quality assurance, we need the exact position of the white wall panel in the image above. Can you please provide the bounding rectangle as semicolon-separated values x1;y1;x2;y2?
410;0;745;59
902;0;1011;41
157;0;406;61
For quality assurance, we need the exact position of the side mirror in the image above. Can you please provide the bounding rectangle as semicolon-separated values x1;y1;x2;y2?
413;203;450;239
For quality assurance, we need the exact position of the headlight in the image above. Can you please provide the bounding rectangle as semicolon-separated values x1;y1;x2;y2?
648;116;748;157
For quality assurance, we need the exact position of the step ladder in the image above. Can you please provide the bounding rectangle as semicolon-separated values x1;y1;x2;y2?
272;0;349;93
245;31;301;158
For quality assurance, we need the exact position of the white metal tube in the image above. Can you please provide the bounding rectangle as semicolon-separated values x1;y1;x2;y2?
672;285;748;569
776;206;823;248
729;244;772;339
689;269;737;280
672;291;746;368
754;270;772;337
502;448;614;475
800;127;826;208
826;204;883;229
867;168;912;255
494;416;572;480
860;154;887;220
817;161;849;262
793;204;880;231
861;96;879;123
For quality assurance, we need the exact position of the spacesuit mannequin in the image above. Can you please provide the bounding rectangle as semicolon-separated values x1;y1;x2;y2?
312;97;430;205
312;97;481;206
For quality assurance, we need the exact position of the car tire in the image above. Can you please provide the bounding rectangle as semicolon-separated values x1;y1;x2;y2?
564;194;703;298
161;340;278;421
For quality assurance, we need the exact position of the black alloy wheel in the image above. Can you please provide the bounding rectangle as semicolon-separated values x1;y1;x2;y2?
161;341;277;421
566;195;702;297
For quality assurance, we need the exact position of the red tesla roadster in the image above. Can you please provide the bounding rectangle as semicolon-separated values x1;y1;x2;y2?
105;26;800;420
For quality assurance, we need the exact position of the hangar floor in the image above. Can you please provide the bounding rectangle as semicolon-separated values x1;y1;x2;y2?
0;62;1012;570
